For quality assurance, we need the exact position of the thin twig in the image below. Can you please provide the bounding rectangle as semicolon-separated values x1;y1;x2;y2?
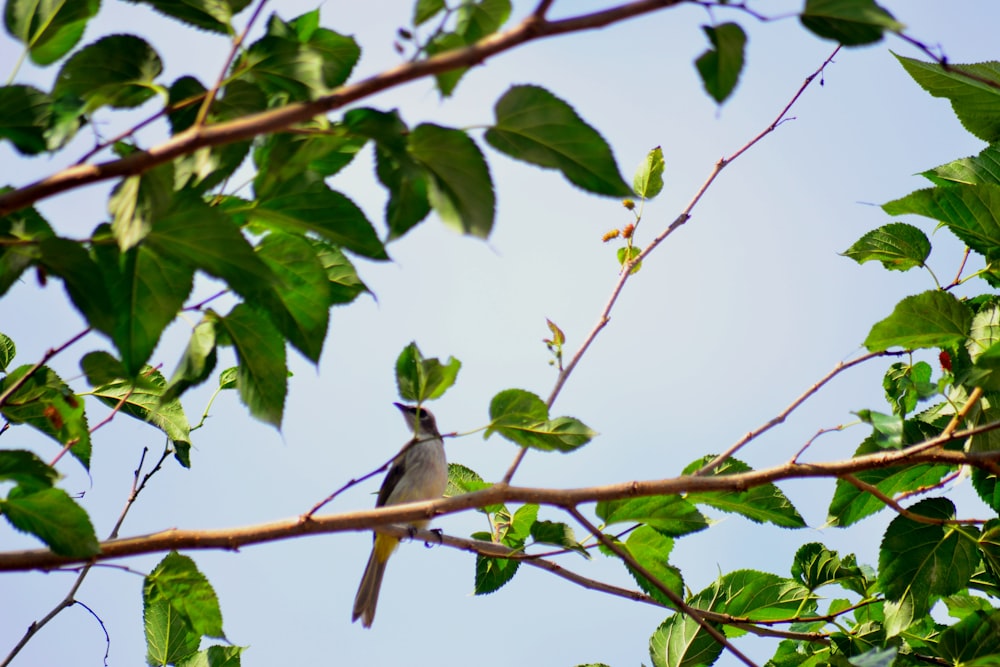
841;474;985;525
565;506;759;667
0;328;91;409
193;0;270;127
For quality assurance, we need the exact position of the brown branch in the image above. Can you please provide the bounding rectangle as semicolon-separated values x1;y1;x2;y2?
698;349;898;475
0;0;690;217
841;473;986;526
565;506;760;667
501;45;843;485
6;419;999;572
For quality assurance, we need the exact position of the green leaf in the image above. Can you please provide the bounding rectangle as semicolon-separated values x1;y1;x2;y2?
682;457;806;528
0;85;51;155
864;290;973;352
425;32;468;97
409;123;495;238
250;178;387;260
254;233;330;363
53;34;163;112
649;613;722;667
938;610;1000;664
91;368;192;462
0;449;58;489
121;0;253;34
144;597;200;666
474;550;519;595
973;470;1000;514
164;317;219;403
883;361;936;416
529;520;589;557
144;552;224;638
696;570;816;621
4;0;99;65
252;128;366;198
485;85;632;197
980;519;1000;581
878;497;980;636
791;543;869;595
841;222;931;271
413;0;445;25
847;647;897;667
1;486;99;557
0;365;91;469
968;303;1000;361
596;495;707;537
215;303;287;427
343;107;432;240
80;350;128;385
108;161;175;251
694;23;746;104
38;237;115;337
218;367;238;390
828;434;952;527
624;525;683;606
799;0;903;46
455;0;510;43
395;342;461;403
309;240;369;306
145;192;276;301
0;331;15;371
923;144;1000;187
633;146;665;200
884;183;1000;259
855;409;905;449
485;388;595;452
90;229;195;376
0;198;53;295
236;10;359;102
616;245;642;274
895;54;1000;144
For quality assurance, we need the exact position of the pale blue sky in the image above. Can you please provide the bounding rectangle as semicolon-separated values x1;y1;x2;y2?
2;2;999;666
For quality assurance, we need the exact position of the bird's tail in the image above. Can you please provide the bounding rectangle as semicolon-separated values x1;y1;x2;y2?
352;546;389;627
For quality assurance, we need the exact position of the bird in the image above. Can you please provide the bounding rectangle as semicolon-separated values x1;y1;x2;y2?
352;402;448;627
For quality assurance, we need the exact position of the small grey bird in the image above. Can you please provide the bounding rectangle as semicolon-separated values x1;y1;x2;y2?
352;403;448;627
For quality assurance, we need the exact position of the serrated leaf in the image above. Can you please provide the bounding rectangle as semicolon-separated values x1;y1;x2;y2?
529;520;588;557
53;34;163;112
924;144;1000;187
4;0;99;65
485;388;594;452
91;367;192;459
980;519;1000;581
682;456;806;528
164;317;218;403
864;290;972;352
144;552;224;638
108;160;174;251
254;233;330;363
413;0;445;25
80;350;128;385
252;129;366;198
1;486;99;556
792;543;869;595
395;342;461;403
121;0;253;34
0;198;53;295
968;303;1000;361
145;191;275;301
309;240;369;305
38;237;115;337
0;332;14;371
884;183;1000;259
474;551;518;595
828;434;952;527
236;10;359;102
624;525;683;606
409;123;495;238
0;450;57;489
878;497;980;636
218;367;238;389
485;85;632;197
841;222;931;271
1;365;91;469
895;54;1000;144
144;597;200;666
214;304;287;427
649;613;722;667
938;609;1000;664
883;361;936;416
695;570;816;621
0;85;52;155
633;146;665;200
596;495;707;537
799;0;903;46
250;178;387;260
694;22;746;104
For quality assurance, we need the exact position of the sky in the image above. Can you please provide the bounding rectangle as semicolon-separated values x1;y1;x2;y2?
2;2;1000;666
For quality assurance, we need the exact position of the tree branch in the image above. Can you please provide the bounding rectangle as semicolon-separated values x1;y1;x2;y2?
0;0;688;217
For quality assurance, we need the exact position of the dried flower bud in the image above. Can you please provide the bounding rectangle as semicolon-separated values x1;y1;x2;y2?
602;229;621;242
622;223;635;239
622;199;635;210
